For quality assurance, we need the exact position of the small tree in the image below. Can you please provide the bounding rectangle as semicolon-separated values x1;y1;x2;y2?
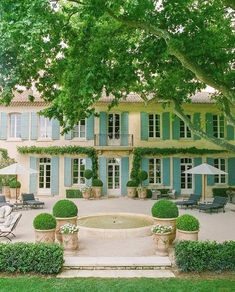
138;170;148;188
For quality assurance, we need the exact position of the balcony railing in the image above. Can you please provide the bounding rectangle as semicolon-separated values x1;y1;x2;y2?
94;134;133;147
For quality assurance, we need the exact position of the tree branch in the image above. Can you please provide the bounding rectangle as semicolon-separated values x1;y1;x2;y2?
223;0;235;9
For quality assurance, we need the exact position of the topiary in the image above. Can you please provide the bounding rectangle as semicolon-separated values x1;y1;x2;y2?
92;178;103;187
53;199;78;218
151;199;179;218
126;180;138;187
176;214;200;231
138;170;148;186
84;169;93;180
2;177;9;186
146;189;152;199
9;180;21;188
33;213;56;230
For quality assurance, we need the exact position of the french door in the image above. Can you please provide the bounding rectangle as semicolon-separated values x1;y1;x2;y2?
39;158;51;194
108;113;120;145
180;158;193;195
107;158;121;196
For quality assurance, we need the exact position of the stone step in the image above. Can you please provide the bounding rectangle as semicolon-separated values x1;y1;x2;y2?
64;256;172;270
58;269;175;278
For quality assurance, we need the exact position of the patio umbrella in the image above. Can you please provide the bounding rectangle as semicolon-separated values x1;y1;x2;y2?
184;163;227;202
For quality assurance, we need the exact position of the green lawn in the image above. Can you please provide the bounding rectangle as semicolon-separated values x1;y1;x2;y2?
0;277;234;292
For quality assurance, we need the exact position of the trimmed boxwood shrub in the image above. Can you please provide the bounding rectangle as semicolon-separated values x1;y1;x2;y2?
0;242;63;274
66;189;83;198
53;199;78;218
147;189;152;199
151;199;179;218
138;170;148;185
33;213;56;230
126;180;138;187
175;240;235;272
84;169;93;180
176;214;199;231
9;180;21;188
92;178;103;187
212;188;233;198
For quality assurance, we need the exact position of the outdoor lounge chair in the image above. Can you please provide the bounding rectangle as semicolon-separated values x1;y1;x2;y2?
176;194;201;208
0;195;14;208
198;196;228;213
0;213;22;241
0;206;13;223
21;193;45;209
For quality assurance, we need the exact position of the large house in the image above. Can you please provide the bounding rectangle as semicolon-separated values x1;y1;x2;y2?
0;90;235;198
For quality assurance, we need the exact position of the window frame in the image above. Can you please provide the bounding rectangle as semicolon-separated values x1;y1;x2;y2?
212;115;225;139
148;158;163;185
9;113;21;139
72;119;86;139
148;113;162;139
214;158;227;184
39;116;52;139
72;158;86;186
179;115;192;139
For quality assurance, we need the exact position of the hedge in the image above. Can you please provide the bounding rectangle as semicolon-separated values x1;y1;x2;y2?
212;188;234;198
0;243;64;274
66;189;83;198
175;240;235;272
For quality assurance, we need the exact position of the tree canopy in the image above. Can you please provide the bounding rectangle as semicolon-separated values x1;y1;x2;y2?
0;0;234;149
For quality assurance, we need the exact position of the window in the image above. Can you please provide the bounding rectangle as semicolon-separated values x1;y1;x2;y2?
72;158;85;185
180;115;192;138
39;116;52;138
149;114;161;138
72;119;86;139
149;158;162;184
9;113;21;138
39;158;51;189
213;115;224;138
214;158;226;184
108;114;120;139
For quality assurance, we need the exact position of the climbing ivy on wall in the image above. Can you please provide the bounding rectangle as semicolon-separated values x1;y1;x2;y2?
0;148;15;169
18;146;98;178
130;147;228;182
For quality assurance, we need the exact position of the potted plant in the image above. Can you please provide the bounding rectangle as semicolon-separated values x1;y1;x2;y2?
9;179;21;201
152;225;173;256
92;178;103;199
33;213;57;243
176;214;200;241
151;199;179;243
60;223;79;251
126;180;138;198
2;177;10;198
52;199;78;242
82;169;93;199
137;170;148;199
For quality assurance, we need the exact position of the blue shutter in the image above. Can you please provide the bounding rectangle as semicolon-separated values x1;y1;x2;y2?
163;158;170;186
172;115;180;140
173;158;181;195
86;115;94;140
51;157;59;196
121;157;129;195
64;157;72;187
207;158;214;186
193;113;201;140
162;112;170;140
228;158;235;185
85;157;92;187
31;113;38;140
206;113;213;138
141;158;149;186
52;118;60;140
29;157;38;194
140;112;148;140
0;113;7;140
99;112;107;146
194;158;202;196
121;112;129;146
99;157;107;195
21;112;29;140
227;124;234;141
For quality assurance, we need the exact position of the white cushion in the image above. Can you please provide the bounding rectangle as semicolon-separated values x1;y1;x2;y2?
0;207;5;219
3;214;14;228
4;206;12;217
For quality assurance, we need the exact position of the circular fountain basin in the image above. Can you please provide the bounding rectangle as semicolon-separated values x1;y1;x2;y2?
77;212;154;239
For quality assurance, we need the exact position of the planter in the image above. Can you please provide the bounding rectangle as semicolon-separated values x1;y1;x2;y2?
2;186;10;199
35;229;55;243
153;232;171;256
62;232;78;251
127;187;136;198
10;188;17;200
92;186;102;199
137;188;147;199
177;229;199;241
55;216;77;243
153;217;177;244
82;189;92;200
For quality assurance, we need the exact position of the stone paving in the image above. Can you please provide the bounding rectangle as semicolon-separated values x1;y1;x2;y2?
6;196;235;257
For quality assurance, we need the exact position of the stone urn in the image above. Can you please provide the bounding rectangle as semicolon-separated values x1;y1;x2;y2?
92;187;102;199
137;188;147;199
82;188;92;200
154;217;177;244
62;232;78;251
10;188;17;200
2;186;11;199
55;217;77;243
35;229;55;243
127;187;136;198
153;232;171;256
177;229;199;241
